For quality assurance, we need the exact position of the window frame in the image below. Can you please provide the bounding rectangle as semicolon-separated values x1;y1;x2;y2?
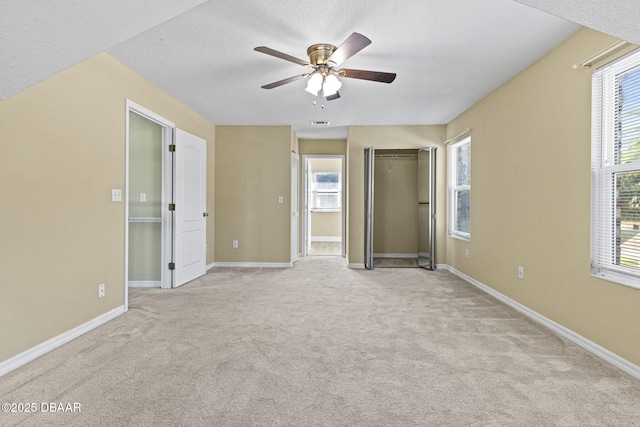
448;136;471;241
591;49;640;289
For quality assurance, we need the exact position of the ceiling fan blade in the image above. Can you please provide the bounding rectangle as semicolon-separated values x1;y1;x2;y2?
261;74;306;89
254;46;309;66
325;91;340;101
340;68;396;83
327;32;371;66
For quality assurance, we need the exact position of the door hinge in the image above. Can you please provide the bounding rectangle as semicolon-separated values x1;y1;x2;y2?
168;262;175;270
169;144;176;152
168;203;175;211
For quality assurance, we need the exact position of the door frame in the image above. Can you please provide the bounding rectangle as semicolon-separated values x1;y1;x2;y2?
125;100;175;309
292;153;299;263
301;154;346;257
364;148;375;269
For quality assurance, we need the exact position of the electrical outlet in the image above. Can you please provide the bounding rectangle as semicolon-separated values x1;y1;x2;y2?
98;284;105;298
232;240;239;249
518;266;524;280
111;189;122;202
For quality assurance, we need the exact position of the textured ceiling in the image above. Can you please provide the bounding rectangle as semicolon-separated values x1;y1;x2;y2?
0;0;207;101
106;0;579;138
515;0;640;46
2;1;636;139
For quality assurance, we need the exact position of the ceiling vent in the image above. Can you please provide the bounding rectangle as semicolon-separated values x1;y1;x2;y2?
310;120;330;125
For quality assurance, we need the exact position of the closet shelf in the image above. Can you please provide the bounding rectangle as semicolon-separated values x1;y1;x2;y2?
128;217;162;223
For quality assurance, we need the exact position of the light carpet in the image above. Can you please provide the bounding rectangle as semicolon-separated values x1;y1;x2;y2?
308;242;342;256
2;256;640;426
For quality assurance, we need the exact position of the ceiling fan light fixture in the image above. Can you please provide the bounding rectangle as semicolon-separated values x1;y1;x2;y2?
322;73;341;97
305;72;323;96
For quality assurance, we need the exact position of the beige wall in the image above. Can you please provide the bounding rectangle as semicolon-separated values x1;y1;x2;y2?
347;126;447;265
0;52;215;362
446;28;640;365
215;126;293;263
310;212;342;238
373;152;418;254
299;139;347;156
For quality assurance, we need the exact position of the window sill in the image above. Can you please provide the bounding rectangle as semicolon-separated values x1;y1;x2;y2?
591;271;640;291
311;209;341;213
448;232;470;242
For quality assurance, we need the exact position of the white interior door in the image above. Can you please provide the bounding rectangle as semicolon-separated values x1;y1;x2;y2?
174;129;207;287
291;153;299;263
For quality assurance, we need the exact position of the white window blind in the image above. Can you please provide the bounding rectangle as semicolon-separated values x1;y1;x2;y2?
591;49;640;288
311;171;341;210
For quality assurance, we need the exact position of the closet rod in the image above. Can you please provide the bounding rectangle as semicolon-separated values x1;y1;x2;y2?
375;155;417;160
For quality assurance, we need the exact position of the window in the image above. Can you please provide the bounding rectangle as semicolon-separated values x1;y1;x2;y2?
591;49;640;288
311;171;341;210
448;136;471;240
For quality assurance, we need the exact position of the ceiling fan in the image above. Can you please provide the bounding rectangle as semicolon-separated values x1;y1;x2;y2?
254;32;396;101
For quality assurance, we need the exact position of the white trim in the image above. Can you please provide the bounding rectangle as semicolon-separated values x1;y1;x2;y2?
442;265;640;380
211;262;292;268
348;263;366;269
443;128;471;145
311;236;342;242
206;262;216;271
128;281;161;288
0;306;125;377
373;253;418;259
448;232;471;242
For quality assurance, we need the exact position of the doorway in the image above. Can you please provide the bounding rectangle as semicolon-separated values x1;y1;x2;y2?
125;101;207;300
364;147;436;269
302;155;345;257
126;102;174;291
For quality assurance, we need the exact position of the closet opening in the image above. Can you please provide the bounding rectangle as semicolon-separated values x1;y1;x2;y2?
364;147;436;269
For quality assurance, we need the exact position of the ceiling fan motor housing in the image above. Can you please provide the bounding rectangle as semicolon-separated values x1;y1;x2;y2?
307;44;337;66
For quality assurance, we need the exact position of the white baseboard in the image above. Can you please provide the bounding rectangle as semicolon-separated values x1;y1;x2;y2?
0;306;125;377
206;262;216;271
373;253;418;259
442;265;640;380
128;281;161;288
211;262;292;268
311;236;341;242
348;263;366;269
